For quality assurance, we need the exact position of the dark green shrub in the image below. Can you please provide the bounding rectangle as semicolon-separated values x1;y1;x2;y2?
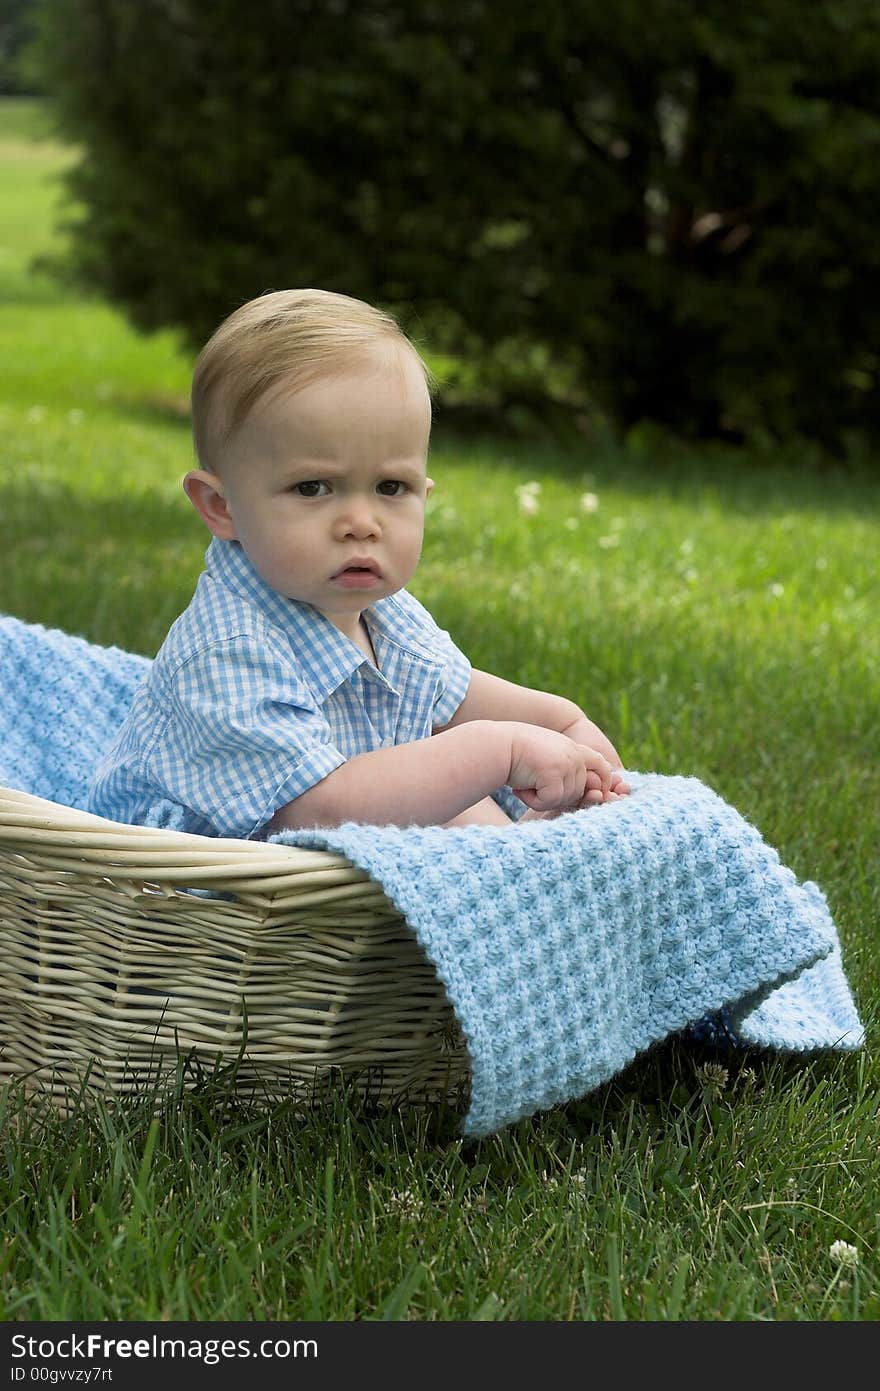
36;0;880;449
0;0;42;94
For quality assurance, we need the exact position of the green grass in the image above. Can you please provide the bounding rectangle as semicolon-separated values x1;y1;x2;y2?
1;97;878;1321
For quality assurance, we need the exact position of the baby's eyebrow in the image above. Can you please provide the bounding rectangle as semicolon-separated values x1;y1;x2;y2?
382;462;427;481
273;461;342;480
278;460;426;481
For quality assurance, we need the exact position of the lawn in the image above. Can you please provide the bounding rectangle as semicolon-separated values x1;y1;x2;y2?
1;97;878;1321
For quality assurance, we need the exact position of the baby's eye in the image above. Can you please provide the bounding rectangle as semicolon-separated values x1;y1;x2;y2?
376;480;407;497
293;480;330;497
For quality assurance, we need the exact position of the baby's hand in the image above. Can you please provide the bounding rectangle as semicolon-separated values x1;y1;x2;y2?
579;766;631;807
507;723;615;814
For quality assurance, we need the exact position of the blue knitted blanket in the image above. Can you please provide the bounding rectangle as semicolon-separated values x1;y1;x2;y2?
274;799;864;1136
0;614;864;1137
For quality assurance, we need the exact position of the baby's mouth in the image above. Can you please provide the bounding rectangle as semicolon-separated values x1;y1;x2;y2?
332;561;381;578
331;560;382;587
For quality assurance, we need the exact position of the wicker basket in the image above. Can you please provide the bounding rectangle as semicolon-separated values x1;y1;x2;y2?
0;785;469;1109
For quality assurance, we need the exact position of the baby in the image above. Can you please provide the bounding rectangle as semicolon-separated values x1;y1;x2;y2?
88;289;629;839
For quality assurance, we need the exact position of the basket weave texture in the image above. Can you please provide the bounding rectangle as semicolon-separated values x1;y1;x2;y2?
0;786;469;1107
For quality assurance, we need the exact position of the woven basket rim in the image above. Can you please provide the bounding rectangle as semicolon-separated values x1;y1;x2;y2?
0;784;369;886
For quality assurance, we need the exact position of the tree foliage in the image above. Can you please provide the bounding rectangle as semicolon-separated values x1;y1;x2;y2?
36;0;880;447
1;0;42;94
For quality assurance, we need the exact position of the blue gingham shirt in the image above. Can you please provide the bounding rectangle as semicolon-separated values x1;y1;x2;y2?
89;539;525;838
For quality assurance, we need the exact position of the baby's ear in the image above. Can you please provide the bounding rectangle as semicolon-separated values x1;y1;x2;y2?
425;475;435;496
183;470;237;540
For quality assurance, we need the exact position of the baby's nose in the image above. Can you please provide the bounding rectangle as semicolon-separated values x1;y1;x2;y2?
337;496;380;538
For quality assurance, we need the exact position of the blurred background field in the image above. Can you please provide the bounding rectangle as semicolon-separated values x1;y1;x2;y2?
2;94;876;891
0;51;878;1322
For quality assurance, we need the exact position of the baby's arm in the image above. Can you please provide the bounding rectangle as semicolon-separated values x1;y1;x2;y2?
433;670;630;821
264;720;613;832
433;669;624;766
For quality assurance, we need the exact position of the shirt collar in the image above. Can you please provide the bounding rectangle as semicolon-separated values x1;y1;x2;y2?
203;539;440;700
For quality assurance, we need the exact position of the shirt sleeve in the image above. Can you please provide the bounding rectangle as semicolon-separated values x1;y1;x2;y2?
491;785;529;822
149;634;347;839
432;632;472;727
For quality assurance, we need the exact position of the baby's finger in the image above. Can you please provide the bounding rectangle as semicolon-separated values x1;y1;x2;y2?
577;746;613;793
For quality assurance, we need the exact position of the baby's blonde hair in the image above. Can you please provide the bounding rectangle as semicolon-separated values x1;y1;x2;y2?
191;288;435;473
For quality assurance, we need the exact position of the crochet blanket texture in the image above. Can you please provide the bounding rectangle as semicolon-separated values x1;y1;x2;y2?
0;613;864;1137
274;794;863;1136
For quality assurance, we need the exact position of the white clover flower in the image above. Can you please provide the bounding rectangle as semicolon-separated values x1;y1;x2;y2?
517;490;540;516
696;1062;729;1094
684;568;699;584
580;491;599;513
67;408;85;425
597;534;620;548
564;517;579;531
829;1239;859;1270
387;1188;425;1220
27;406;46;423
768;582;785;598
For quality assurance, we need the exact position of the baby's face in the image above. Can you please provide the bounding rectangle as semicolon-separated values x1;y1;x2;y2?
214;349;433;638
